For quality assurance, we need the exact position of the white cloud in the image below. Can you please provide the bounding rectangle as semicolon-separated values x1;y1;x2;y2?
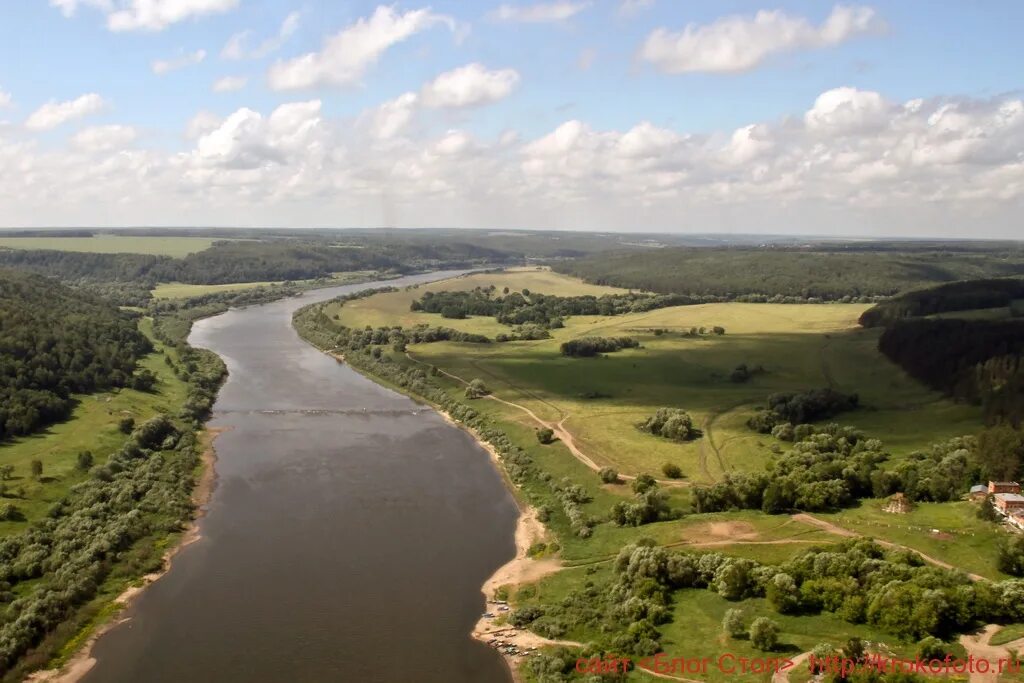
213;75;248;92
108;0;239;32
268;6;454;90
619;0;653;17
420;64;520;109
804;86;889;133
185;110;222;139
222;11;301;60
489;2;590;23
25;93;106;131
152;49;207;75
52;0;239;31
640;4;882;74
191;100;322;170
366;92;420;140
49;0;112;17
0;90;12;109
71;124;137;152
5;89;1024;238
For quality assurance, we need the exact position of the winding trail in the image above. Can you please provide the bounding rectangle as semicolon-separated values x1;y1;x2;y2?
405;351;689;487
958;625;1024;683
792;513;987;581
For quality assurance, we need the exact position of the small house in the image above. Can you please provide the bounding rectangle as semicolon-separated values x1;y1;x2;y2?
994;493;1024;514
969;484;988;499
989;481;1022;495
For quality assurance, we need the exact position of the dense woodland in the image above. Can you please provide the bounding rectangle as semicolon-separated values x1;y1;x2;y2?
878;319;1024;425
860;278;1024;327
555;247;1024;300
0;239;514;306
0;270;152;440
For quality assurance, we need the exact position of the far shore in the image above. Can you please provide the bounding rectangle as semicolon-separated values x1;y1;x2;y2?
26;426;226;683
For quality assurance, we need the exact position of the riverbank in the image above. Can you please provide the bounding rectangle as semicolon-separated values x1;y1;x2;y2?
321;348;570;681
25;426;226;683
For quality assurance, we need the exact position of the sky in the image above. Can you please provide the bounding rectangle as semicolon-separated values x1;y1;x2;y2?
0;1;1022;238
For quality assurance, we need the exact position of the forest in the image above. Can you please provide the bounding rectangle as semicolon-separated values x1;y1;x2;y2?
0;238;516;306
878;318;1024;425
860;278;1024;327
554;246;1024;300
0;270;152;439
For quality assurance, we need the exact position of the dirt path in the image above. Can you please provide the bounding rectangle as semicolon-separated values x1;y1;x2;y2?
793;513;987;581
406;351;688;487
958;625;1018;683
772;651;812;683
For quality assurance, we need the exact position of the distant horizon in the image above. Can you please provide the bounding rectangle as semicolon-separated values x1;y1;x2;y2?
0;225;1021;245
2;2;1022;238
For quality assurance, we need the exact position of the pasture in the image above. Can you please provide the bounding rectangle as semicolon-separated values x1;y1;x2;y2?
0;318;189;537
0;234;216;257
338;268;983;483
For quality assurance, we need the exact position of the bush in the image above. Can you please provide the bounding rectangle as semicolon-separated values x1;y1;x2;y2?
599;467;620;484
465;379;490;399
536;427;555;445
661;463;683;479
118;416;135;434
749;617;779;651
722;609;746;638
560;336;639;357
76;451;94;471
917;636;948;661
638;408;699;442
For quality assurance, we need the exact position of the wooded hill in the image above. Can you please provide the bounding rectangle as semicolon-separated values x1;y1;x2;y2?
0;239;516;305
859;278;1024;426
860;278;1024;327
554;246;1024;301
0;270;151;439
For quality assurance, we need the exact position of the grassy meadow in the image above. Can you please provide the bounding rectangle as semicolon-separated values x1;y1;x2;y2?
334;268;982;483
305;266;1020;678
0;234;217;257
0;318;189;536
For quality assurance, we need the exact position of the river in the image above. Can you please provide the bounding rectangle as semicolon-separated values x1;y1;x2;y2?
81;272;518;683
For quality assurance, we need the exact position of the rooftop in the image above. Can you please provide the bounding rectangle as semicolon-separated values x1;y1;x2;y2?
996;493;1024;503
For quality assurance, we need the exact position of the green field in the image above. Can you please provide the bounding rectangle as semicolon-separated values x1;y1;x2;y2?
0;318;189;536
301;265;1019;681
0;234;216;257
336;268;982;482
820;500;1011;580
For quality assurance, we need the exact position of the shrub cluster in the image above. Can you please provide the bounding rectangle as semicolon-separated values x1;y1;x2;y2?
560;337;639;357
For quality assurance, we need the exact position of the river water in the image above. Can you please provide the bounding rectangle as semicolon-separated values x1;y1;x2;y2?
82;272;518;683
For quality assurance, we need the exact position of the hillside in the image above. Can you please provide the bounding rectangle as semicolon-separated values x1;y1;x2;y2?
554;247;1024;301
0;270;151;439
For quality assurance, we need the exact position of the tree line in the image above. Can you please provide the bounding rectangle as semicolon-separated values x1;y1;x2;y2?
553;247;1024;301
413;286;720;327
859;278;1024;327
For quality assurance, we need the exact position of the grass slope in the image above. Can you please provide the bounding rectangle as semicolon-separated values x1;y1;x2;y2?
339;269;980;482
0;318;189;536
